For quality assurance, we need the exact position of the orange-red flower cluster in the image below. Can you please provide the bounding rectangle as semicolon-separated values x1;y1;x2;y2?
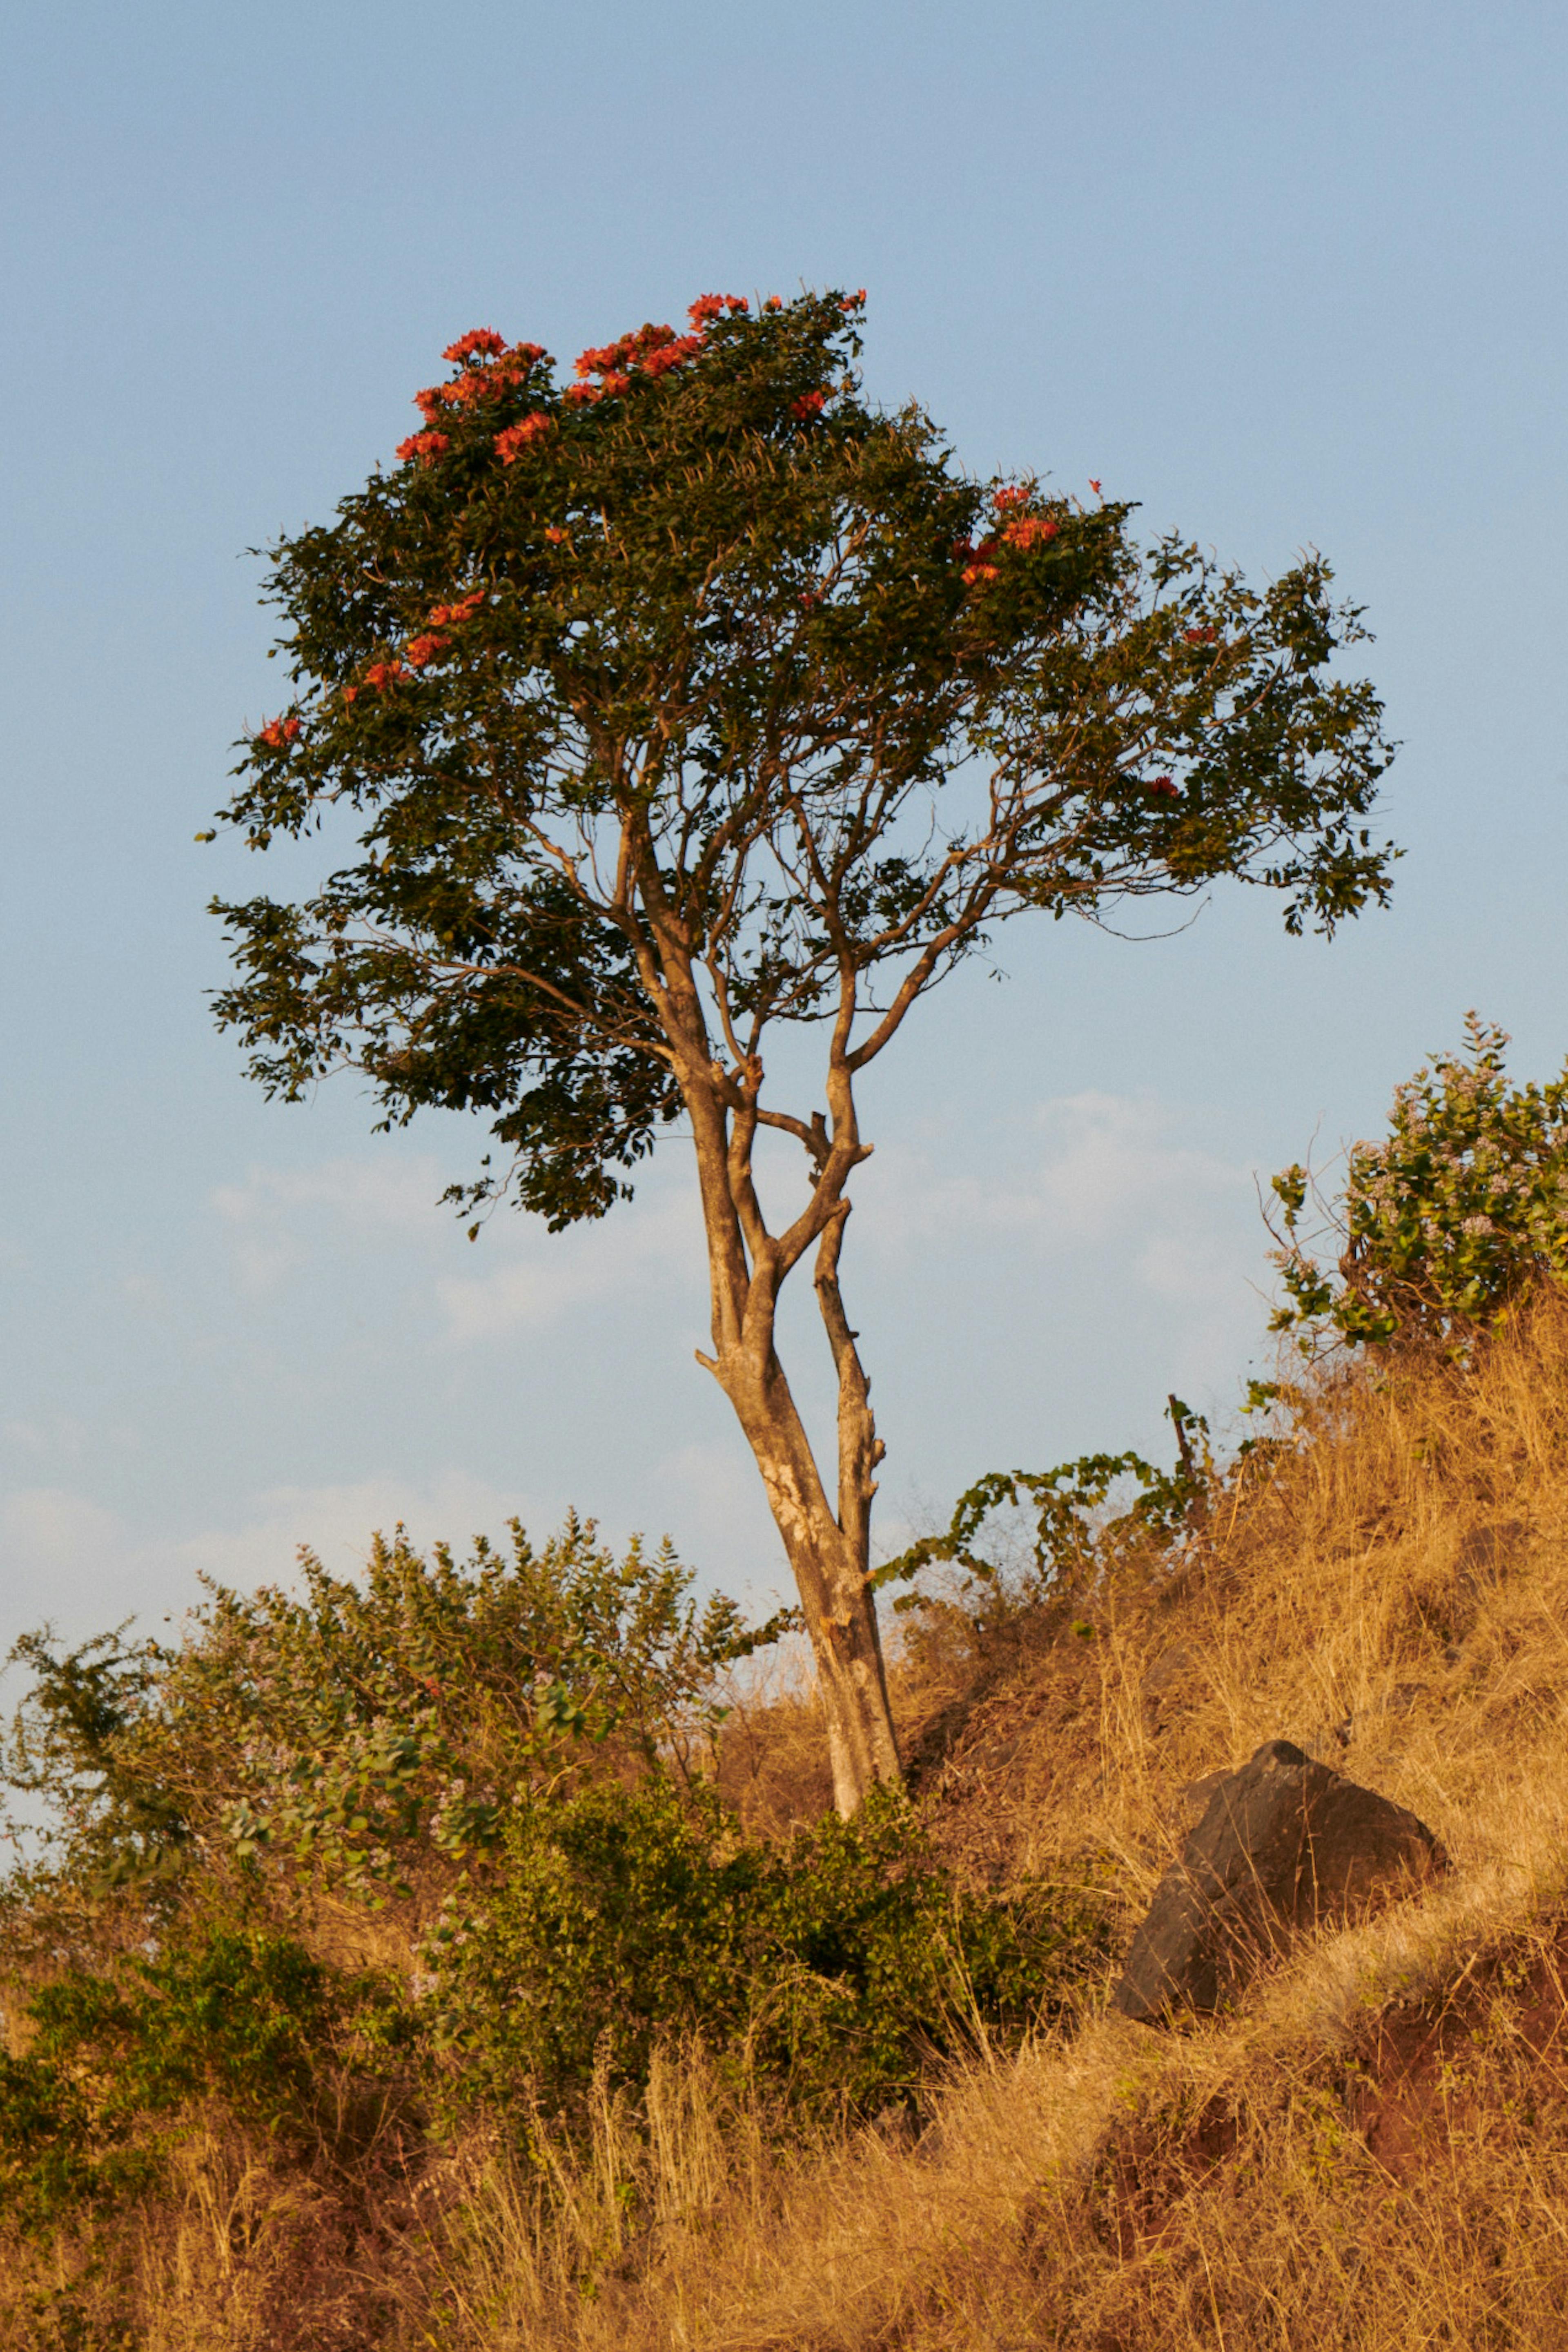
956;506;1059;581
641;337;702;377
400;588;486;667
413;337;550;426
575;333;634;376
495;413;553;462
687;293;749;327
958;531;1002;584
841;289;867;310
427;590;486;628
791;389;827;420
443;328;508;363
1146;775;1180;800
339;658;402;702
256;715;301;748
1088;478;1102;494
441;374;502;414
543;526;568;544
396;430;450;465
568;322;704;403
992;484;1031;513
1183;624;1218;645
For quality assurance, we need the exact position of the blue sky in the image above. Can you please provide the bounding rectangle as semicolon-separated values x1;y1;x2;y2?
2;0;1565;1653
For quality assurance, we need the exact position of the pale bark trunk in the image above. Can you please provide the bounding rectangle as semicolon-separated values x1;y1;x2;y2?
622;826;900;1813
684;1119;902;1815
708;1321;899;1816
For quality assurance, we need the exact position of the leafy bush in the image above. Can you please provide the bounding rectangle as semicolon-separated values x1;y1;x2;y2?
0;1789;1102;2230
1270;1016;1568;1352
0;2041;102;2233
428;1777;1104;2123
876;1395;1211;1628
0;1623;187;1901
2;1515;792;1915
0;1926;402;2233
1;1510;1106;2224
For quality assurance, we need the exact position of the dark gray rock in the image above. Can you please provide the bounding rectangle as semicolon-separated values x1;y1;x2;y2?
1114;1740;1447;2024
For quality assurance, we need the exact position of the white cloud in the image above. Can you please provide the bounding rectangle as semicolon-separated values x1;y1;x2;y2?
436;1180;704;1343
121;1270;174;1314
646;1438;788;1598
2;1414;89;1461
163;1472;532;1589
213;1156;448;1295
1024;1091;1250;1239
860;1089;1252;1257
207;1150;709;1340
3;1484;124;1575
0;1472;541;1649
1135;1228;1245;1306
840;1088;1272;1423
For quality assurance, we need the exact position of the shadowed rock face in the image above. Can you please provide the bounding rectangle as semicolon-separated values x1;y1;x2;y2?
1114;1740;1448;2024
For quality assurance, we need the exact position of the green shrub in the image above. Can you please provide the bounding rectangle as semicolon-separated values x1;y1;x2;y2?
0;1926;403;2233
0;1515;1107;2215
0;1793;1102;2229
2;1515;793;1917
428;1777;1105;2124
0;2044;104;2233
1270;1015;1568;1353
874;1395;1211;1633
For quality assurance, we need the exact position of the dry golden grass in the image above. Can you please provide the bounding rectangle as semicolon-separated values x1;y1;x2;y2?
895;1296;1568;1909
12;1296;1568;2348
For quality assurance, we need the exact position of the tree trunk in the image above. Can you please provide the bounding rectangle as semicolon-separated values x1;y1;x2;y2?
635;887;900;1813
714;1338;900;1816
697;1190;900;1815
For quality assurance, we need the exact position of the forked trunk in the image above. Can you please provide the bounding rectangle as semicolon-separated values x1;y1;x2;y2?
646;900;901;1813
719;1354;900;1815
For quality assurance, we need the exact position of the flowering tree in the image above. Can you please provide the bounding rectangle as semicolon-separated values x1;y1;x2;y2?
210;288;1394;1813
1270;1015;1568;1352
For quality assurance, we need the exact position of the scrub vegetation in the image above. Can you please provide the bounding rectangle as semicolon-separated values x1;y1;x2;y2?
8;1025;1568;2346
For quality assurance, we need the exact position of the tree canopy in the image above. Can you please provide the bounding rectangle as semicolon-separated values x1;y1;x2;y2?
214;290;1392;1223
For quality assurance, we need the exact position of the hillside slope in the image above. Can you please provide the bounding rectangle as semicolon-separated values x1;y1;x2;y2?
8;1301;1568;2348
546;1297;1568;2348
